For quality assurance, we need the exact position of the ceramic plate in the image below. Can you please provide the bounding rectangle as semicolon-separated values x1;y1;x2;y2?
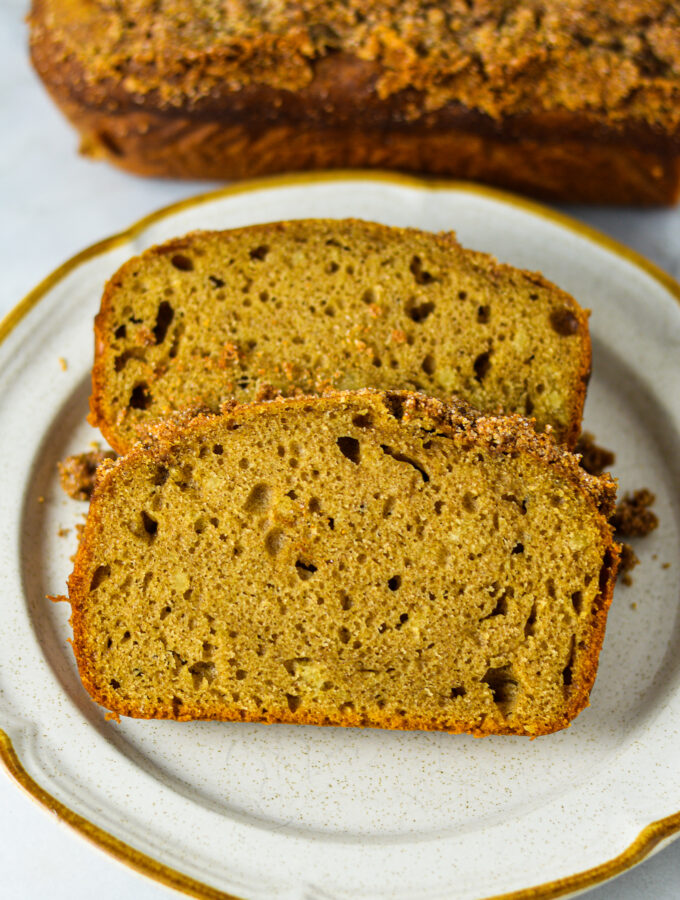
1;173;679;900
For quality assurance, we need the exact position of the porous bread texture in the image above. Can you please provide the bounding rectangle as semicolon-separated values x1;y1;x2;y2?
90;219;590;453
69;391;619;737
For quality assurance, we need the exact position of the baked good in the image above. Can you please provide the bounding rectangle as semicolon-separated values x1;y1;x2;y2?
89;219;590;453
29;0;680;204
68;390;619;736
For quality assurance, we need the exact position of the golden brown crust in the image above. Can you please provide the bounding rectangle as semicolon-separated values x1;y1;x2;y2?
28;0;680;129
70;390;619;736
88;219;591;453
29;1;680;203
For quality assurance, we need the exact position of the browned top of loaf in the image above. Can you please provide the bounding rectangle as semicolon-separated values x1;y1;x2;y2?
30;0;680;133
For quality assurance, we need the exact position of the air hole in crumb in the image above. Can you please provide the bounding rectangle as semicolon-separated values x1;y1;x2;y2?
434;499;444;515
462;492;477;512
295;559;317;581
265;528;285;556
90;565;111;591
550;308;580;336
451;686;466;698
563;639;576;686
361;287;375;303
410;255;436;285
512;542;524;555
352;413;372;428
308;497;321;513
571;591;583;614
421;353;436;375
110;679;120;689
337;436;360;464
286;694;301;712
171;253;193;271
189;661;216;688
153;301;174;344
477;305;490;323
486;589;509;617
324;306;336;317
380;445;429;482
153;465;168;486
129;382;151;409
339;626;351;644
141;511;158;537
482;665;518;711
525;397;534;416
383;496;395;517
250;245;269;261
114;324;127;339
387;576;401;591
235;669;247;681
160;605;172;620
213;444;223;455
406;298;436;322
209;275;225;288
524;603;537;637
536;383;545;395
340;591;352;610
244;482;272;513
194;516;207;534
326;261;340;274
473;351;492;382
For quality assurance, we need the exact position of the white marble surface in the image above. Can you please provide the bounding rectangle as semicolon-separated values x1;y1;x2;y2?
1;1;679;897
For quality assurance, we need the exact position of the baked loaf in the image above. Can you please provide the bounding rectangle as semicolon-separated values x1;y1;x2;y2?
89;219;590;453
29;0;680;204
68;390;619;736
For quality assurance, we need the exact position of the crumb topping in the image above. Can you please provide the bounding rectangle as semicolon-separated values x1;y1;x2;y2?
576;431;615;476
31;0;680;130
611;488;659;537
59;449;117;501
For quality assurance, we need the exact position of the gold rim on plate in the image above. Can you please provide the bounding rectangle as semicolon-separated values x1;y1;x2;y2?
1;170;679;900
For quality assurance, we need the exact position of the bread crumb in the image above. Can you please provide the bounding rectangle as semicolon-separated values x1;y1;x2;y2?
630;602;637;610
58;357;68;371
662;562;671;569
57;526;70;538
104;710;121;723
618;542;639;587
611;489;658;537
58;450;117;501
47;594;67;603
575;432;615;476
38;496;45;503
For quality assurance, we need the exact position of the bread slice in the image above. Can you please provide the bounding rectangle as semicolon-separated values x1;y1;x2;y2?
89;219;590;453
69;390;618;736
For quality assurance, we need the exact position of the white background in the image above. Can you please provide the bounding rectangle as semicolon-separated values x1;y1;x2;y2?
1;1;679;897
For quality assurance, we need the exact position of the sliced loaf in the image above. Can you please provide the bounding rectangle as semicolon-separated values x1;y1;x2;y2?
69;391;618;736
89;219;591;452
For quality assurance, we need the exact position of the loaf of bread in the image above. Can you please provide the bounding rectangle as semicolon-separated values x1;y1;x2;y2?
68;391;619;736
29;0;680;204
89;219;590;453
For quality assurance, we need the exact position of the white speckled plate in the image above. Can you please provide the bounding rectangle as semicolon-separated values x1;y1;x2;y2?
1;173;679;900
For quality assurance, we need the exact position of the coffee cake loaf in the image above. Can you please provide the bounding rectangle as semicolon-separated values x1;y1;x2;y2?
29;0;680;204
68;391;619;736
89;219;590;452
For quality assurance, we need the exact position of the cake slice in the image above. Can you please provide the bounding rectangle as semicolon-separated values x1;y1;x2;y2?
69;391;618;736
89;219;591;452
